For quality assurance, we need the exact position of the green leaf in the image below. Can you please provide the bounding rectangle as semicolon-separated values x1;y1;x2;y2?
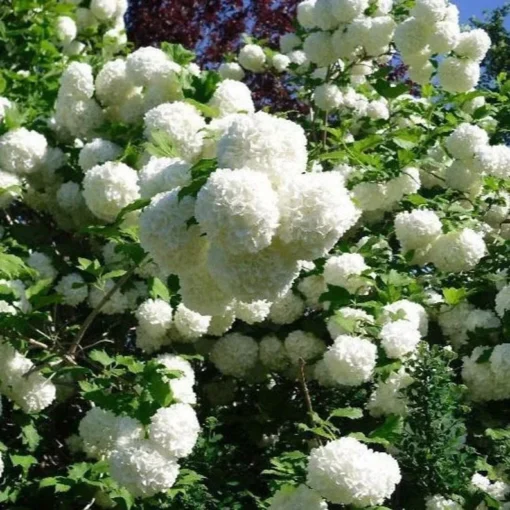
10;454;37;475
184;71;222;103
369;415;404;444
373;80;409;99
145;130;180;158
0;252;32;279
67;462;90;480
184;98;220;118
115;198;151;224
89;350;115;367
21;422;41;452
147;368;174;407
476;347;493;364
442;287;468;306
485;428;510;441
149;277;171;301
329;407;363;420
102;269;127;280
161;42;195;66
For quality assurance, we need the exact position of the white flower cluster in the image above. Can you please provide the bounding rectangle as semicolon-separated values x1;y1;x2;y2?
323;253;369;294
135;298;173;353
269;484;328;510
426;495;463;510
0;127;48;175
462;344;510;401
55;273;88;306
306;437;401;506
0;340;56;413
367;368;413;417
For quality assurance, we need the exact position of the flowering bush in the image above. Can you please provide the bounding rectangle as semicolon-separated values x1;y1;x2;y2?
1;0;510;508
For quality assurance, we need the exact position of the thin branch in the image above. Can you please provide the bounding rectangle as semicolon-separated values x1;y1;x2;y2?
298;357;315;425
27;338;49;349
67;260;144;357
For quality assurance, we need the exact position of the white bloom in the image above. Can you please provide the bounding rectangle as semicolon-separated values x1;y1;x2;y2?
313;84;343;111
297;0;316;29
303;32;335;67
0;170;21;208
474;145;510;179
79;138;122;172
445;123;489;160
139;190;207;275
269;484;328;510
90;0;126;21
210;333;259;378
455;29;491;62
472;473;510;501
298;275;328;308
366;100;390;120
272;53;291;73
135;299;173;338
411;0;448;23
139;157;191;199
56;182;84;211
323;335;376;386
394;17;431;58
438;302;474;348
207;310;236;337
367;369;413;417
173;303;210;341
59;62;94;100
109;439;179;498
27;252;57;281
307;437;401;506
330;0;368;22
238;44;266;72
88;280;130;315
56;16;77;45
323;254;368;294
277;173;360;260
144;102;205;162
380;320;421;359
269;291;305;325
259;335;290;371
82;162;140;222
284;330;326;365
428;21;460;54
0;97;12;122
382;300;428;336
438;57;480;93
95;59;133;106
495;284;510;318
280;33;301;54
196;168;279;254
156;354;196;404
149;403;200;458
234;300;271;325
79;407;144;459
465;309;501;333
327;307;373;338
217;111;307;185
394;209;442;252
426;495;464;510
209;80;255;117
429;228;486;273
218;62;245;81
56;273;88;306
0;128;48;174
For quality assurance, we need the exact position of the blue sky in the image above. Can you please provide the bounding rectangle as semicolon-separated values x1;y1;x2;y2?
456;0;508;23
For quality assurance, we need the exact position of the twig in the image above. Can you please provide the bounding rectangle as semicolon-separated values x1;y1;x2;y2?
298;358;315;425
27;338;49;349
67;261;143;357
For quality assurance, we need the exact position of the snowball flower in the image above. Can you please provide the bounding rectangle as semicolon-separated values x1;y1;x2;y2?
59;62;94;100
0;128;48;174
313;84;343;111
238;44;266;72
234;300;271;325
135;299;173;338
455;29;491;62
327;307;373;338
139;157;191;199
323;335;377;386
88;280;129;315
280;33;301;54
383;300;428;336
394;17;431;57
272;53;291;73
297;0;316;29
428;21;460;54
429;228;486;273
94;59;133;106
303;32;335;67
367;369;413;417
56;182;83;210
82;162;140;222
394;209;442;251
173;303;210;341
411;0;448;23
109;440;179;498
78;138;122;172
330;0;369;22
90;0;126;21
284;330;326;365
269;484;328;510
209;80;255;117
0;170;21;208
56;273;88;306
56;16;77;45
426;495;464;510
474;145;510;179
156;353;196;404
323;253;368;294
79;407;144;459
144;102;205;162
307;437;401;506
149;403;200;458
495;284;510;318
196;167;279;254
218;62;245;81
269;291;305;325
210;333;259;378
217;111;307;185
27;252;57;281
380;320;421;359
277;172;360;260
259;335;290;371
438;57;481;93
445;123;489;160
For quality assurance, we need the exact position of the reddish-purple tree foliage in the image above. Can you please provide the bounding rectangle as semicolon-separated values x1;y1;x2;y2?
126;0;301;111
